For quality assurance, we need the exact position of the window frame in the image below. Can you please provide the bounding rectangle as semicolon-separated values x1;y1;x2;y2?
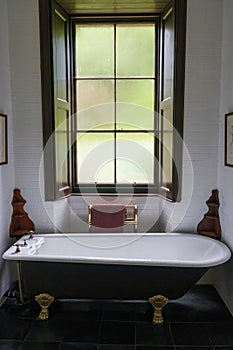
159;0;187;201
71;17;160;195
38;0;187;201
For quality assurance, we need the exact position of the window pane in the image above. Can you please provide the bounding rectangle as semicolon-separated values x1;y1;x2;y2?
76;80;114;130
116;24;155;77
163;107;173;132
161;107;173;185
116;133;154;183
116;80;154;130
76;25;114;77
162;132;173;185
77;133;114;183
163;12;174;100
55;132;68;186
55;13;68;101
55;108;67;130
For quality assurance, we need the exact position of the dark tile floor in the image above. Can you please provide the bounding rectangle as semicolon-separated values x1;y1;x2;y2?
0;285;233;350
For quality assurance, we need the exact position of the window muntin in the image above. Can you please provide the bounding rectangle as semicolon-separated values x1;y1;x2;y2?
74;22;157;192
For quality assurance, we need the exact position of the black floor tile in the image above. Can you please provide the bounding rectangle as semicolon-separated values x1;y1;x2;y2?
25;318;100;344
207;322;233;346
0;299;39;320
60;343;98;349
21;342;60;350
63;320;101;343
100;301;147;316
170;323;212;346
176;348;213;350
99;321;135;345
165;285;232;323
102;310;136;322
24;319;64;342
135;323;173;346
98;345;135;350
134;307;154;323
0;341;22;350
53;308;102;322
0;316;31;340
102;302;153;323
50;301;102;321
136;346;175;350
0;285;232;350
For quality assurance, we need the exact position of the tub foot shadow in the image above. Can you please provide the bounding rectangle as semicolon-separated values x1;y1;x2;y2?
35;293;55;320
149;295;169;325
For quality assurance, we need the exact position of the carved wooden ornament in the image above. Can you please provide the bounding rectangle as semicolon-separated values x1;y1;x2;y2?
197;189;221;240
9;188;35;238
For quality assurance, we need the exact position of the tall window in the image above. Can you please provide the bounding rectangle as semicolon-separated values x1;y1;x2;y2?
39;0;187;201
73;22;157;193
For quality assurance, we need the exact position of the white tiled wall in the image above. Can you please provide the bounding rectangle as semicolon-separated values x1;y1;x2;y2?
214;0;233;314
7;0;54;233
161;0;223;233
0;0;16;299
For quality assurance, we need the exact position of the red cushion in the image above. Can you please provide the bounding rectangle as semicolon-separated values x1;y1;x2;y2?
91;204;126;228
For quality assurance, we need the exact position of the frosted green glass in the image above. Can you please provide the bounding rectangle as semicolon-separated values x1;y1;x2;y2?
55;109;67;131
162;131;173;184
161;107;173;185
77;133;114;183
76;80;114;130
55;14;68;101
55;132;68;185
76;25;114;77
163;112;173;132
116;133;154;183
116;24;155;77
163;12;174;100
116;80;154;130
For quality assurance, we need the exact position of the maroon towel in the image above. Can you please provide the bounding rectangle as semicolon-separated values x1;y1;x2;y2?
91;204;126;228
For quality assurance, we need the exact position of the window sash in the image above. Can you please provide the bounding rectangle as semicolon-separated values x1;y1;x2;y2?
72;20;158;192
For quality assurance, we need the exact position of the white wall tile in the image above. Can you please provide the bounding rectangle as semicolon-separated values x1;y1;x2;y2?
160;0;223;245
215;0;233;310
0;0;16;301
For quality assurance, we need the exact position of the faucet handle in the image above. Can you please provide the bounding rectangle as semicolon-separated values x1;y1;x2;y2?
12;244;21;254
28;230;34;239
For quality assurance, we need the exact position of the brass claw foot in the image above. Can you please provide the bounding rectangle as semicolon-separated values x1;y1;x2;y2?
149;295;169;325
35;293;54;320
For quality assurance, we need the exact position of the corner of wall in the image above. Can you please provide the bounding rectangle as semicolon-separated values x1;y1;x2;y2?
0;0;17;299
215;0;233;314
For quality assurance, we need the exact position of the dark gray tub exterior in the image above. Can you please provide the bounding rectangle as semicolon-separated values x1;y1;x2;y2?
20;260;208;300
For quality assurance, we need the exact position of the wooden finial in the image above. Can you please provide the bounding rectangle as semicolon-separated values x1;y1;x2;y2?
197;189;221;240
9;188;35;238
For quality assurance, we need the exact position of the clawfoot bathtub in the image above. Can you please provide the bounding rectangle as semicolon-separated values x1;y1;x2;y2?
3;233;231;323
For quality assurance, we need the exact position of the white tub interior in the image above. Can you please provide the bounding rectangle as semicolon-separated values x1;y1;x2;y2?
3;233;231;268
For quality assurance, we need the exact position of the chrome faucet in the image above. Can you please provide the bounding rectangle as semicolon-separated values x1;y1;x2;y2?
12;244;21;254
28;230;34;239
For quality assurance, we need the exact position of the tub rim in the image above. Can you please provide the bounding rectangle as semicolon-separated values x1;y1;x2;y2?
2;232;231;268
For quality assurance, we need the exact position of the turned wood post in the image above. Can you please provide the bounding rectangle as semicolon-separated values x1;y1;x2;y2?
9;188;35;238
197;189;221;240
